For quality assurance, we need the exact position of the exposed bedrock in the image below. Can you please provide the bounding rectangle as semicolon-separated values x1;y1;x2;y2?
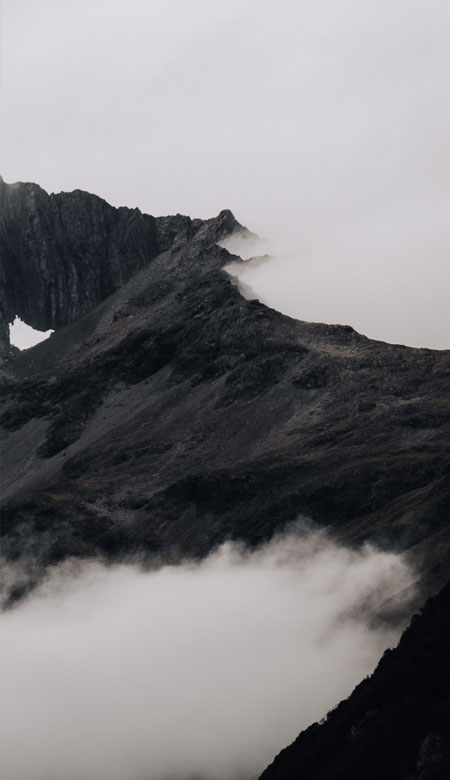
0;175;238;353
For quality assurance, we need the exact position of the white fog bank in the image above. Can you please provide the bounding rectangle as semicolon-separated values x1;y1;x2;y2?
1;527;416;780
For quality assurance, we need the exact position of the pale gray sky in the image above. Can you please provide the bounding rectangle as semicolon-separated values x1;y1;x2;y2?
1;0;449;347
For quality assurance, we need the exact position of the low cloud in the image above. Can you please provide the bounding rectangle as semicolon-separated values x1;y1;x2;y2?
1;525;416;780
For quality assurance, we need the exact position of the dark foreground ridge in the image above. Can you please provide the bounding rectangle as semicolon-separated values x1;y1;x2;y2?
1;177;449;605
260;578;450;780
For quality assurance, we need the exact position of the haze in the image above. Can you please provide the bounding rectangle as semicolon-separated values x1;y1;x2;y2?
1;527;415;780
1;0;449;348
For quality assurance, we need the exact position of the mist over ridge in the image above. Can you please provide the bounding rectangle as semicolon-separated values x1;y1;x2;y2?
222;221;449;351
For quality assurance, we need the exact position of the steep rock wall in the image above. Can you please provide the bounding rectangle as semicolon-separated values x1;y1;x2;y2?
0;176;237;355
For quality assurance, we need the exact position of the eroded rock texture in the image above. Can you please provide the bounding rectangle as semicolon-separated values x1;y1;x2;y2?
0;175;234;353
0;179;449;607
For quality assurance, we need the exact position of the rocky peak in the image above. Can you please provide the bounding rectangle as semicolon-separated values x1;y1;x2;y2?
0;177;243;356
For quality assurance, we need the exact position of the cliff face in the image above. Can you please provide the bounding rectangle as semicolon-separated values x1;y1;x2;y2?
0;176;234;353
260;579;450;780
1;181;450;608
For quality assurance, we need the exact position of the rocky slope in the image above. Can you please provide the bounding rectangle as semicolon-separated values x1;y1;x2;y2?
2;178;450;777
260;578;450;780
1;179;450;607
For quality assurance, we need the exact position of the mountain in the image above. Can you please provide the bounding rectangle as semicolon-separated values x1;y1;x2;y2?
260;578;450;780
1;178;449;607
0;175;235;355
2;177;450;776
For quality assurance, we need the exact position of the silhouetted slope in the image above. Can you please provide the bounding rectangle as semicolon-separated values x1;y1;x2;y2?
1;180;449;605
260;578;450;780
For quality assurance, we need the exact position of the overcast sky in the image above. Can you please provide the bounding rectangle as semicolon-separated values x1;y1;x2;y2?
1;0;449;348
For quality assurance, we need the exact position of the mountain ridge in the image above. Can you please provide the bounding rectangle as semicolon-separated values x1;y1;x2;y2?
1;180;449;608
1;178;450;776
0;175;241;358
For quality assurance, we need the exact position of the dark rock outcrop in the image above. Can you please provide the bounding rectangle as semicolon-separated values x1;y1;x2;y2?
259;578;450;780
1;180;449;607
0;175;237;355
